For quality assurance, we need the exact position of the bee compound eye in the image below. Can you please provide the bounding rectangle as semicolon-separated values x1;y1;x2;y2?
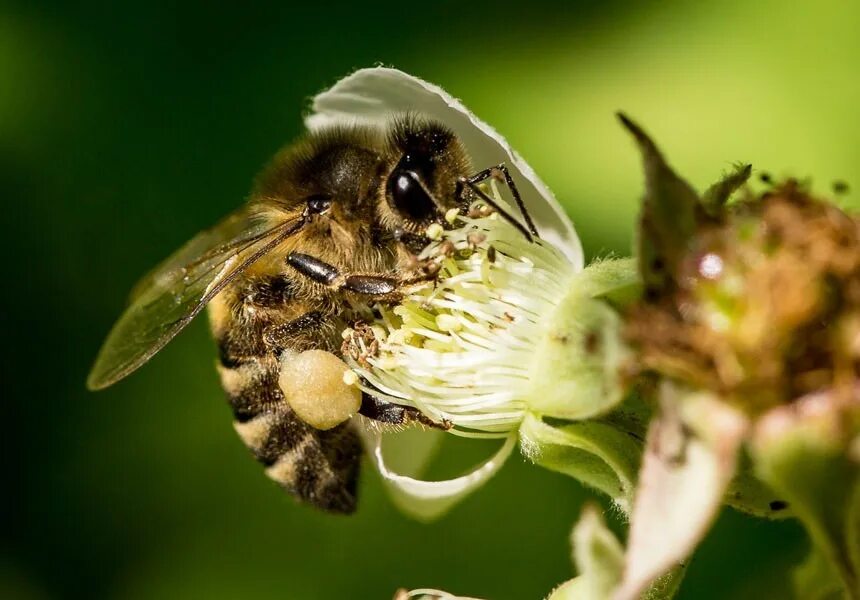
387;170;437;224
306;194;332;215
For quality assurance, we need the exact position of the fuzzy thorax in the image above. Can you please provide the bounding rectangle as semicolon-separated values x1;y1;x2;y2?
343;204;579;438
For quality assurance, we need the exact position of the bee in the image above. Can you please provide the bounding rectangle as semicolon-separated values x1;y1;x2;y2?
87;115;534;513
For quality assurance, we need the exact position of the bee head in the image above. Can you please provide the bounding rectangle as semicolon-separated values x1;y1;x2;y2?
254;128;385;243
380;116;472;237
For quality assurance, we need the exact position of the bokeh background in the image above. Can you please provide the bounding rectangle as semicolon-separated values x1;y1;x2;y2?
3;1;858;598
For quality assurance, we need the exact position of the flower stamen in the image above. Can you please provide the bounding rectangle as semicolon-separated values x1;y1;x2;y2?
343;201;578;438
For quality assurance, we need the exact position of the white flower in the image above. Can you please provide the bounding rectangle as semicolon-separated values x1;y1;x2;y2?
346;209;578;438
307;68;611;521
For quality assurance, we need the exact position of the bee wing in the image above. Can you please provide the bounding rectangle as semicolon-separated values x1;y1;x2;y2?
87;207;305;390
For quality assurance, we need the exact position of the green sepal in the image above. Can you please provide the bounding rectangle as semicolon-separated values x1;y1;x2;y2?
850;476;860;587
751;395;860;597
617;114;701;293
792;546;847;600
701;163;752;216
546;506;683;600
573;257;641;308
519;412;643;513
544;578;583;600
724;450;794;520
546;505;625;600
528;259;637;421
641;569;686;600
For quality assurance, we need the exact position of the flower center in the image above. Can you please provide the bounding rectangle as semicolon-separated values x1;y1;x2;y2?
343;200;577;437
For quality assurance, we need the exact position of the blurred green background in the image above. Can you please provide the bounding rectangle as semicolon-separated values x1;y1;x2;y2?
3;1;857;598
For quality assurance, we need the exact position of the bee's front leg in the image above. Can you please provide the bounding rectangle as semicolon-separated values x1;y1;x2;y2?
464;163;538;237
286;252;430;302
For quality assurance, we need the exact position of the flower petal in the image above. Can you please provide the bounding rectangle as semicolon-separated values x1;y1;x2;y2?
615;383;747;600
405;589;484;600
307;67;583;269
362;427;517;522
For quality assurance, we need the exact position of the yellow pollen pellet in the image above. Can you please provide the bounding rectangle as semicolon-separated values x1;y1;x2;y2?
278;350;361;430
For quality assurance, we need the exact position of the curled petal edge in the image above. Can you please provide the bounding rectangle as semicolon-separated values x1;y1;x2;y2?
364;428;517;522
307;67;583;269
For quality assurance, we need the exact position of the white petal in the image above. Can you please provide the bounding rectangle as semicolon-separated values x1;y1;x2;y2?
614;383;748;600
406;589;485;600
362;427;517;522
307;67;583;269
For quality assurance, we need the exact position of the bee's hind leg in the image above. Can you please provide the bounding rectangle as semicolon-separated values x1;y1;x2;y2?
359;393;451;431
262;310;330;352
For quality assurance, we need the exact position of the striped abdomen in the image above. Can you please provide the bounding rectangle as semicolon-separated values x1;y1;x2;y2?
208;282;362;513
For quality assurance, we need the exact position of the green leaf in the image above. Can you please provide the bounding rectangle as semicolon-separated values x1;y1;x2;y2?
519;413;643;512
751;392;860;597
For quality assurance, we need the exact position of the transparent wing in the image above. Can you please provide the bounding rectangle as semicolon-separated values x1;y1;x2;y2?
87;207;304;390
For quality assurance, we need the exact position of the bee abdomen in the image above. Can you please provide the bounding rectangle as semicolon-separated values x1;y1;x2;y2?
216;357;361;513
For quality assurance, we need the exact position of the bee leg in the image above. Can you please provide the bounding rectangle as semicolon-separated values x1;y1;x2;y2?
359;393;452;431
287;253;430;300
262;311;329;352
459;163;539;238
470;163;538;236
456;177;533;242
285;252;341;285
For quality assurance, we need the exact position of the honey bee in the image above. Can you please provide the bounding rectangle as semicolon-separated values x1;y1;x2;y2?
87;115;535;513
